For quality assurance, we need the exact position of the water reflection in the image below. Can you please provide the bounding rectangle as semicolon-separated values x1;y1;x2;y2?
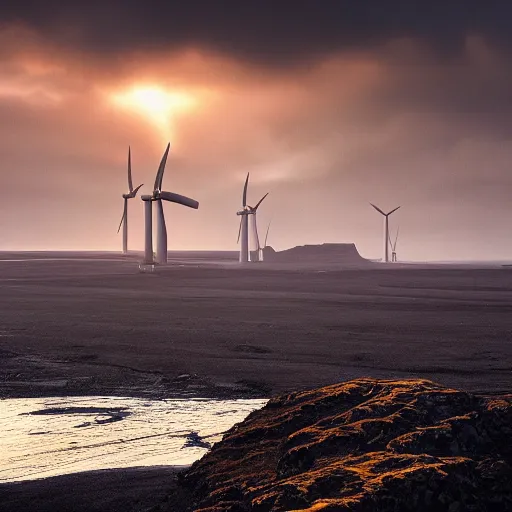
0;396;267;482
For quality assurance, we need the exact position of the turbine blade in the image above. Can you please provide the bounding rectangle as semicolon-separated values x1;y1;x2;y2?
387;206;401;216
154;143;170;191
264;219;271;247
254;193;269;210
242;173;249;207
159;191;199;209
370;203;386;216
132;184;143;197
394;226;400;250
237;216;243;243
128;146;133;192
117;204;126;233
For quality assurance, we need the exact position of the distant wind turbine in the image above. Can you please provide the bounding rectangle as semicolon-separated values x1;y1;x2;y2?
264;220;271;248
389;226;400;263
117;147;143;254
237;174;250;263
249;193;269;262
370;203;400;263
260;219;272;261
141;143;199;265
236;173;269;263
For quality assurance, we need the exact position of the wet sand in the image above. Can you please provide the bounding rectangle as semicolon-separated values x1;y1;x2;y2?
0;251;511;399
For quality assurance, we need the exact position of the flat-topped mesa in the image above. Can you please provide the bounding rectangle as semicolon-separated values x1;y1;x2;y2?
262;243;372;266
168;378;512;512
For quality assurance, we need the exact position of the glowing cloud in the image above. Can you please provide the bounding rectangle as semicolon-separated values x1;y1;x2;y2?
0;82;62;105
109;85;198;141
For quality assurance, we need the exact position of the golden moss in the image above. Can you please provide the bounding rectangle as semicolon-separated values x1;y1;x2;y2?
173;378;512;512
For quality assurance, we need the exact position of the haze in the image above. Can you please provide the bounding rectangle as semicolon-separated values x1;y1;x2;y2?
1;2;511;261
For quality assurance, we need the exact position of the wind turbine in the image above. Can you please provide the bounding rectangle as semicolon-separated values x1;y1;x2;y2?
370;203;400;263
260;219;272;261
236;173;268;263
237;174;250;263
117;147;143;254
264;220;272;248
389;226;400;263
141;143;199;265
248;194;268;262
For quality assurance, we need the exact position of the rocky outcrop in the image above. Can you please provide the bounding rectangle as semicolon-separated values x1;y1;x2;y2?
171;379;512;511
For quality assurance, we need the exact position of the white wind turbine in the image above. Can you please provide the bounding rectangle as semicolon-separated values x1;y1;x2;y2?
389;226;400;262
370;203;400;263
117;147;143;254
141;143;199;265
236;173;268;263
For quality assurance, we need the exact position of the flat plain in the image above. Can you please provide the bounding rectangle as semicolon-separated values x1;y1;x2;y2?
0;250;511;398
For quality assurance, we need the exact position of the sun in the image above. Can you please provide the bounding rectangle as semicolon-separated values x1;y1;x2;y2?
109;85;197;138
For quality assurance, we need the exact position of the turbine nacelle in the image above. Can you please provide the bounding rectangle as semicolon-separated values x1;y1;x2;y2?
370;203;401;217
123;184;143;199
237;206;257;216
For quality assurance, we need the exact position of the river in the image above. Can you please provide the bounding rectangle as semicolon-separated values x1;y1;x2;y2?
0;396;267;482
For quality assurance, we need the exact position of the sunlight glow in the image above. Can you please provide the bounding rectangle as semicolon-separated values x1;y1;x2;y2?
109;85;198;139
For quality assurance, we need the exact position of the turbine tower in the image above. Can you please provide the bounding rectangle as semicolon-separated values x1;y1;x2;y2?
236;173;268;263
141;143;199;265
117;147;143;254
370;203;400;263
389;226;400;263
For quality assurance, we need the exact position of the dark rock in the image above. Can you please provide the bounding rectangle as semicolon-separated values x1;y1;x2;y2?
183;431;211;450
165;378;512;511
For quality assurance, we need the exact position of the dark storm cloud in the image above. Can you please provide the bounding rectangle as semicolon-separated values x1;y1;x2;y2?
1;1;512;64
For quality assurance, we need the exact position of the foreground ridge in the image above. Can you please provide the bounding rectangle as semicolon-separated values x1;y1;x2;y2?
167;378;512;511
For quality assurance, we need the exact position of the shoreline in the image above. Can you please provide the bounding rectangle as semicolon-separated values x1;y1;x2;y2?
2;346;511;401
0;348;273;401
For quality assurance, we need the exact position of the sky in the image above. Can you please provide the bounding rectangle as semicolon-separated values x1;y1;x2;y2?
1;1;511;261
